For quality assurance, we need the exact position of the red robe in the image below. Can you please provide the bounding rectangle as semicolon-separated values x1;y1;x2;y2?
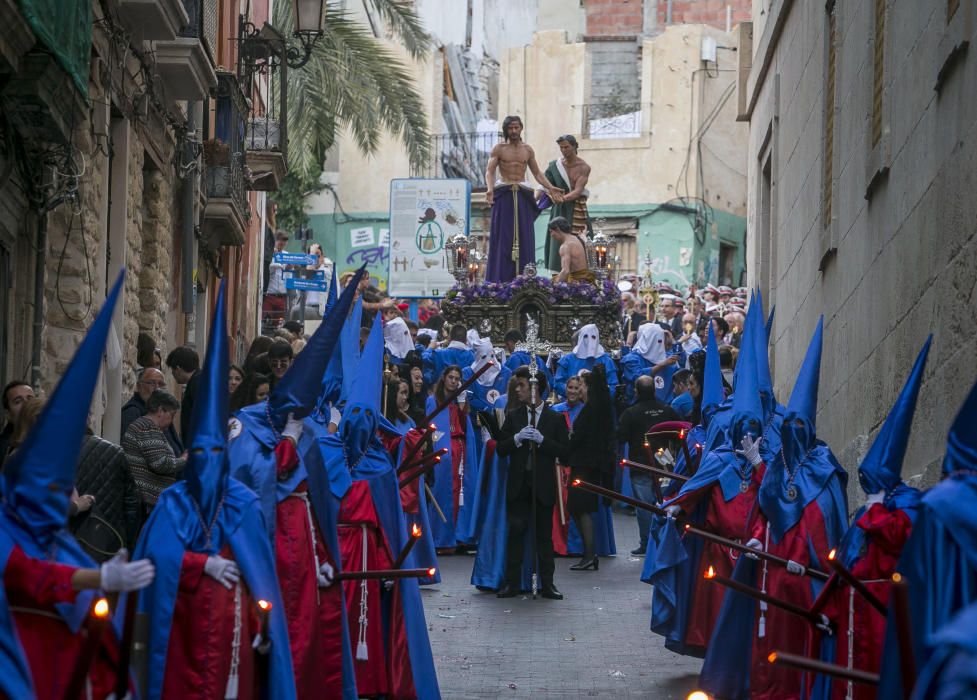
6;545;117;700
671;465;764;648
818;504;912;700
449;404;466;522
551;410;574;555
273;438;345;696
748;505;834;700
163;546;260;698
338;480;416;698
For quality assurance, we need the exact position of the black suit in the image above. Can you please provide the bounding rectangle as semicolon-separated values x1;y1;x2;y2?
496;404;570;589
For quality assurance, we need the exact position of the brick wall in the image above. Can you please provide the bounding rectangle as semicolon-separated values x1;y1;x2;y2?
585;0;644;36
658;0;752;30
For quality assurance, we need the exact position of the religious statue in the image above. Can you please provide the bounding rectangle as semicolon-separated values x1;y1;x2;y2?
484;116;563;283
540;135;593;270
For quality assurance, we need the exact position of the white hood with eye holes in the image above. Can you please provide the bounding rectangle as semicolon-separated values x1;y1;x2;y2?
572;324;605;359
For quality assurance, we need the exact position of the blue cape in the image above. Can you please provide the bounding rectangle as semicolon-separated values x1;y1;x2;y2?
758;442;849;542
132;479;296;700
554;353;618;399
422;346;474;386
618;352;675;405
698;556;759;699
912;601;977;700
504;351;554;397
878;472;977;699
462;365;512;414
315;434;442;699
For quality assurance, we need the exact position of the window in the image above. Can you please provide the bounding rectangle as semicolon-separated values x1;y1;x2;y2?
871;0;886;148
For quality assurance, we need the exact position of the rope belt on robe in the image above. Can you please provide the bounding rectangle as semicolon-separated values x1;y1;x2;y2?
339;522;372;661
225;582;242;699
290;490;323;605
511;185;520;264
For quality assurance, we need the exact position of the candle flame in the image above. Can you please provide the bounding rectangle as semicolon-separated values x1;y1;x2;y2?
429;424;436;431
688;693;712;700
768;652;778;664
427;568;437;577
705;566;716;579
411;524;422;538
679;430;686;439
684;524;691;531
892;573;903;584
257;599;272;612
434;457;441;463
93;598;110;619
657;448;664;456
572;479;581;486
828;549;837;561
643;442;649;448
695;443;702;450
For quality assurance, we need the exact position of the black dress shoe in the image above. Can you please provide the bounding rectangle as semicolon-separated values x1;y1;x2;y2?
629;546;647;556
540;584;563;600
496;584;517;598
569;556;599;571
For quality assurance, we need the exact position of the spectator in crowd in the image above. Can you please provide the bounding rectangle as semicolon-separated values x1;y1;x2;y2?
724;311;745;348
267;338;294;385
136;332;162;370
166;345;200;440
228;364;245;396
617;375;680;555
230;372;273;413
123;389;186;514
718;344;736;388
264;231;290;323
2;396;44;466
122;367;183;455
71;420;142;559
0;380;34;465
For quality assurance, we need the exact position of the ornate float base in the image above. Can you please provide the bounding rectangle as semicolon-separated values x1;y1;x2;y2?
440;272;622;351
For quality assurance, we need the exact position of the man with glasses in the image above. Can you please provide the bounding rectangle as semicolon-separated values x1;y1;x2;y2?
122;367;183;454
267;339;294;384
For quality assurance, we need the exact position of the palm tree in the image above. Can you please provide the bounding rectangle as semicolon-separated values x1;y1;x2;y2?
274;0;432;181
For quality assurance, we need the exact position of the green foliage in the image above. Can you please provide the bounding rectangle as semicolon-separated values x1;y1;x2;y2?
271;169;325;234
274;1;433;182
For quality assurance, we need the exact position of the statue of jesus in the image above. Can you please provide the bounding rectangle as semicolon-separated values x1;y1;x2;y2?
484;116;563;283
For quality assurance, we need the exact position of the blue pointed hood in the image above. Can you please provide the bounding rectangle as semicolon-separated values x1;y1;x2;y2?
339;314;384;465
781;317;824;467
732;291;757;392
2;272;124;548
859;336;931;494
729;303;763;447
321;266;338;319
943;356;977;474
183;281;231;526
701;321;724;425
340;296;364;404
753;289;776;415
269;265;366;423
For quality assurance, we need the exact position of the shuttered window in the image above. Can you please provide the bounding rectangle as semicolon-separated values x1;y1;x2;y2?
871;0;885;147
823;1;837;228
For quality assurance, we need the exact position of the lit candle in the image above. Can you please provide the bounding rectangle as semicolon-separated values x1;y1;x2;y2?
257;599;272;641
393;524;423;569
65;597;112;698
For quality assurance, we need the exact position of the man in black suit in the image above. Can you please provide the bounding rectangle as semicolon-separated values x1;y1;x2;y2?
495;367;570;600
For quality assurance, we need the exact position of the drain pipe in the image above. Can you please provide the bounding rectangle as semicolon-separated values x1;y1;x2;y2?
29;210;48;391
182;104;198;317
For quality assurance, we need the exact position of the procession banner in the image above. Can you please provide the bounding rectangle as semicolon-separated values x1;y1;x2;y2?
388;178;471;298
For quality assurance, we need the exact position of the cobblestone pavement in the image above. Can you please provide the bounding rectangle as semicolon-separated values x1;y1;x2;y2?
421;512;703;699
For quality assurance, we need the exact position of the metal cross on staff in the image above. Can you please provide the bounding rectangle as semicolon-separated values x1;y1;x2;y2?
514;315;560;599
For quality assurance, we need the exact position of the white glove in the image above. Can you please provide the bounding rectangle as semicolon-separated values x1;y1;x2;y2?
204;555;241;589
282;412;303;444
329;406;342;428
526;428;544;445
514;425;534;447
317;561;335;587
786;559;805;576
744;537;763;560
100;549;156;592
664;504;682;520
252;633;271;654
736;435;763;466
816;613;834;636
457;391;468;405
865;490;885;506
655;448;675;466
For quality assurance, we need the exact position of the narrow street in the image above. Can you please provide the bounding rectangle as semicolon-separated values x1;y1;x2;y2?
423;512;702;699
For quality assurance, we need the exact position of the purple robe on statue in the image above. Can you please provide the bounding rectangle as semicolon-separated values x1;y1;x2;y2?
486;185;540;282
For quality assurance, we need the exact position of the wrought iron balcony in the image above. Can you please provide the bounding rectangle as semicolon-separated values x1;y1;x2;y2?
419;131;501;189
154;0;217;102
578;102;643;139
202;71;250;247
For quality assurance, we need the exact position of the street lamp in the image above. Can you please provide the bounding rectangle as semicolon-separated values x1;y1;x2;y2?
288;0;326;67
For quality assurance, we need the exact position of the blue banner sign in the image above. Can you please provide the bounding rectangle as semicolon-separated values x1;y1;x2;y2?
274;252;319;265
286;277;329;292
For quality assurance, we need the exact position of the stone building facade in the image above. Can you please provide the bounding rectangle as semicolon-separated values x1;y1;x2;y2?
0;0;281;441
739;0;977;499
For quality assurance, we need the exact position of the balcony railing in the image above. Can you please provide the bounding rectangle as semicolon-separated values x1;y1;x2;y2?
419;132;501;189
178;0;218;59
202;71;250;245
578;102;643;139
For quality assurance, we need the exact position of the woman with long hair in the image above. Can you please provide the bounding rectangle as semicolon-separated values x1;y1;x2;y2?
566;364;616;570
384;377;413;429
406;363;428;426
229;372;272;413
